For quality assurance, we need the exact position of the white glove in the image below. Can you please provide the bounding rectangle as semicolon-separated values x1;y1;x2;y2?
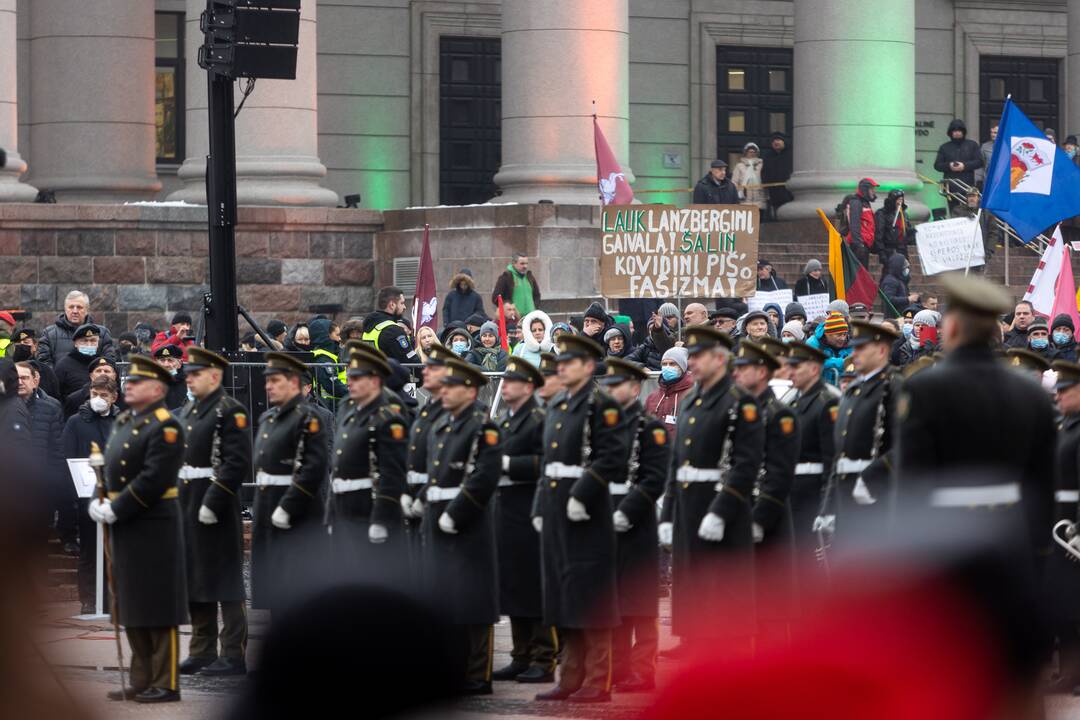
410;497;425;519
271;506;291;530
752;522;764;543
812;515;836;534
1070;535;1080;552
567;497;590;522
198;505;218;525
658;522;673;548
852;477;876;505
89;498;116;524
697;512;725;542
399;494;414;517
368;523;388;544
438;511;457;534
613;510;631;533
532;516;543;533
502;456;510;472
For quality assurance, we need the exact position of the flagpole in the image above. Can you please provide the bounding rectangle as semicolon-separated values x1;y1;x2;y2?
963;209;982;276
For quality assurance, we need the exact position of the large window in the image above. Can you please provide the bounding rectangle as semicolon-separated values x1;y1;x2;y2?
979;56;1059;142
155;12;184;164
715;47;793;167
439;36;501;205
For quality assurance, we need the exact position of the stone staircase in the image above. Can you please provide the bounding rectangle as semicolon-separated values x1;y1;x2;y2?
44;537;78;603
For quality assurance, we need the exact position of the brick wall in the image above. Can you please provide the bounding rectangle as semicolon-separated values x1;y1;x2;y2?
0;204;381;337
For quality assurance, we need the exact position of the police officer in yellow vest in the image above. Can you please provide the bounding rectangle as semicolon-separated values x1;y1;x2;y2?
307;318;348;407
361;287;419;366
0;311;16;359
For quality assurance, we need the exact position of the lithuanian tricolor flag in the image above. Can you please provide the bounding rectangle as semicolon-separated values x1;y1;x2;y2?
817;208;881;309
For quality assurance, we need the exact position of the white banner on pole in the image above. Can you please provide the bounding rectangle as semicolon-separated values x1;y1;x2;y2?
747;289;793;313
914;217;985;275
797;293;831;322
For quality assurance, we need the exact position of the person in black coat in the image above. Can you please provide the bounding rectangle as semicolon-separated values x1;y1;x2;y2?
1052;314;1078;363
10;331;60;401
934;119;983;204
756;259;788;291
873;190;916;262
16;361;72;550
152;345;189;411
63;356;125;418
443;269;486;327
54;324;108;401
61;376;120;614
1026;317;1058;362
879;253;913;319
793;259;832;300
692;160;741;205
761;132;794;219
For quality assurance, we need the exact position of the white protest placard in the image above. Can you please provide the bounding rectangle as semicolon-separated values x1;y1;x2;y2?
797;293;831;322
747;289;793;313
914;217;985;275
67;458;99;499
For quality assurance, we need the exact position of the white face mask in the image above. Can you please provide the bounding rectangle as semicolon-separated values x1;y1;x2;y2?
89;396;110;414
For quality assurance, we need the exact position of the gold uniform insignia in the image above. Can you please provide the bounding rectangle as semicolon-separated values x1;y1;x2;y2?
162;427;178;444
779;416;795;435
828;406;839;423
652;428;667;446
741;403;758;423
603;408;619;427
155;407;170;422
308;417;320;434
234;413;248;429
390;423;406;441
484;428;499;446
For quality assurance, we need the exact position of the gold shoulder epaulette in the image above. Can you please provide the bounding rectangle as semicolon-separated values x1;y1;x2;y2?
154;407;171;422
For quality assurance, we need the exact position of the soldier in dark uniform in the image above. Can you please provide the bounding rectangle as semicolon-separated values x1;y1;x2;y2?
490;357;555;684
782;342;839;588
1005;348;1051;384
89;355;186;703
731;341;800;646
152;344;188;411
1047;360;1080;692
658;326;764;659
533;335;628;703
417;358;502;695
535;352;563;405
176;348;250;677
328;347;407;578
599;358;669;693
251;352;331;613
817;320;900;543
401;343;453;523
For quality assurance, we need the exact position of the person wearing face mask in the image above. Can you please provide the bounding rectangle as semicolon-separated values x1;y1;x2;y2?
1026;317;1057;362
893;310;941;368
445;328;473;359
1052;314;1078;362
644;347;693;439
62;376;120;614
54;324;106;401
879;254;915;319
63;355;126;418
153;345;189;410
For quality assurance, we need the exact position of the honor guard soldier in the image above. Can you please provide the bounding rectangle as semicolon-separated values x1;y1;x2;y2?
417;358;502;695
533;335;629;704
782;342;840;585
329;347;407;574
251;352;331;612
896;274;1055;582
600;358;670;693
491;357;554;685
401;342;453;521
658;326;764;659
731;341;801;646
1047;360;1080;692
1005;348;1052;384
89;355;187;703
535;352;563;404
817;320;900;542
176;348;251;678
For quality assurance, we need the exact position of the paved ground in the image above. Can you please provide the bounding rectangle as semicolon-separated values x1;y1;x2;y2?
35;599;1080;719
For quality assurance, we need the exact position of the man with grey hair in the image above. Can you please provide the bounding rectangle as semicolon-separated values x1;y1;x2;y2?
37;290;116;365
492;253;541;316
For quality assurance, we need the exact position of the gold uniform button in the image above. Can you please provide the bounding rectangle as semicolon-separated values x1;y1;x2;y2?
559;403;568;411
121;460;126;466
187;425;193;432
123;443;130;449
409;445;416;452
415;427;421;434
684;438;692;446
421;411;428;418
434;460;440;467
555;422;562;430
336;449;342;455
342;433;348;439
695;399;702;407
682;482;689;489
132;429;139;436
550;442;558;449
842;430;848;437
846;409;853;416
689;417;696;425
550;481;557;488
437;442;445;449
854;389;861;397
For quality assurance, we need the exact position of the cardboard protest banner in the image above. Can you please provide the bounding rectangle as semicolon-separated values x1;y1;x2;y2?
798;293;831;322
599;204;759;299
747;289;793;313
914;217;985;275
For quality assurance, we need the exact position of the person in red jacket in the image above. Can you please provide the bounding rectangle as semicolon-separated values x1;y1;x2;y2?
836;178;879;269
151;312;196;359
643;347;693;439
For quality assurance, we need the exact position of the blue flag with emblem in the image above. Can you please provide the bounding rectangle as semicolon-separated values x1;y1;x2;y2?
981;98;1080;242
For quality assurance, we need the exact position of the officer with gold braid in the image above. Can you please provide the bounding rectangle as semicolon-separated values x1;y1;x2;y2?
89;355;187;704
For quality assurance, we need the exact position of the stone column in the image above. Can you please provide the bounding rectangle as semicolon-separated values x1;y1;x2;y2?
1069;0;1080;138
493;0;632;205
781;0;924;219
28;0;159;202
169;0;337;207
0;0;34;201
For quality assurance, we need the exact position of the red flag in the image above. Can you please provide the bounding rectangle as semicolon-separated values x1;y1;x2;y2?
1052;245;1080;331
411;224;437;331
497;296;509;352
593;115;634;205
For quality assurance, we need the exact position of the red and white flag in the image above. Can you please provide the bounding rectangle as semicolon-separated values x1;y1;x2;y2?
411;224;437;331
1023;225;1065;316
594;115;634;205
1052;245;1080;331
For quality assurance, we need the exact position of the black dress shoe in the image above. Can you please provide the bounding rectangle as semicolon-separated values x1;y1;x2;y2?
515;666;554;683
460;680;492;695
567;687;611;703
179;655;217;674
106;687;143;701
198;656;248;677
491;661;529;681
535;685;576;701
134;688;181;704
614;672;655;692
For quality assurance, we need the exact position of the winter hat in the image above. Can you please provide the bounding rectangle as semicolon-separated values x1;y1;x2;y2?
583;302;609;323
743;142;760;153
1052;313;1075;333
1028;317;1049;332
781;321;805;341
785;302;807;322
827;299;850;318
823;311;849;336
913;310;939;327
267;319;287;337
171;312;193;327
662;347;689;372
804;259;823;275
458;267;473;278
603;327;623;344
465;313;488;328
658;303;679;319
479;321;499;337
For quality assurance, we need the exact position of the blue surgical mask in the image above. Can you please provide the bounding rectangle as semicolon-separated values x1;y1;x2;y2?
452;341;468;354
781;336;794;344
902;268;911;279
169;368;179;377
909;336;921;350
1069;148;1077;159
901;323;913;337
1031;337;1049;350
1054;332;1072;346
660;367;681;382
77;345;97;356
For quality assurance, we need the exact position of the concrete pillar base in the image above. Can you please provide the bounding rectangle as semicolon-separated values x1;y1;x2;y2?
169;157;339;207
0;152;37;202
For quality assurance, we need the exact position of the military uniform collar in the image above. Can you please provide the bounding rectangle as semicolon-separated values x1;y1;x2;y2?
132;399;168;420
622;399;643;420
1065;413;1080;430
274;393;304;415
191;386;225;414
505;395;537;421
858;365;886;384
563;382;595;410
